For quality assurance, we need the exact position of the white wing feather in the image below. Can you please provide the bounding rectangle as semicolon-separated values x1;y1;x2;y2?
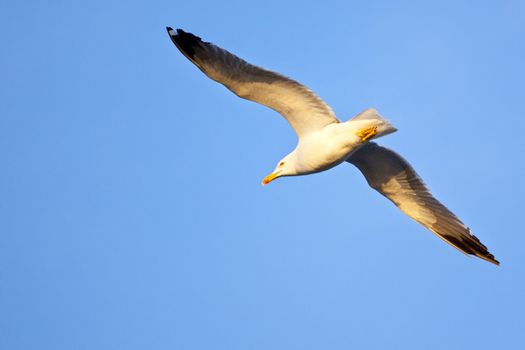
167;28;339;137
347;142;499;265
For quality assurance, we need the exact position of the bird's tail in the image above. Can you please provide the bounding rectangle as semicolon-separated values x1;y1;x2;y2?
349;108;397;142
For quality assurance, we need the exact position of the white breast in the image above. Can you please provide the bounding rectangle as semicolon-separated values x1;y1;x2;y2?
294;124;360;174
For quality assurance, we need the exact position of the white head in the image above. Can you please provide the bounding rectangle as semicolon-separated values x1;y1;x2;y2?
262;153;297;185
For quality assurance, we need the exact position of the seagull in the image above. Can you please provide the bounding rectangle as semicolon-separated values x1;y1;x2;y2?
166;27;499;265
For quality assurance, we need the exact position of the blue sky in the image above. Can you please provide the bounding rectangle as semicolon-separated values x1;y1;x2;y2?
1;0;524;349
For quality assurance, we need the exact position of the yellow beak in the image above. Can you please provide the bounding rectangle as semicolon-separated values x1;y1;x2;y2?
262;171;281;186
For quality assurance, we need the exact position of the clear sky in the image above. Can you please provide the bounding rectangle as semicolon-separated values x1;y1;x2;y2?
1;0;524;349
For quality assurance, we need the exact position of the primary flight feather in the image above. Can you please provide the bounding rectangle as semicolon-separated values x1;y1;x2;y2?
166;27;499;265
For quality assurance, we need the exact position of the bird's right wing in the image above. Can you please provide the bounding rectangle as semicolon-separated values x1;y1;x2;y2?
347;142;499;265
166;28;339;138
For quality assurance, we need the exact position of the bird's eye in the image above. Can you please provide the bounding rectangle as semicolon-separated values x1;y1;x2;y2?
279;162;285;166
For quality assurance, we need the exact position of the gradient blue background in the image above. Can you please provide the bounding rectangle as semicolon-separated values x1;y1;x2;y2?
1;1;524;349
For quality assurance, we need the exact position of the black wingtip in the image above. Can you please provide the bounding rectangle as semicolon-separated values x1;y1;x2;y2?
166;27;189;36
479;253;500;266
166;27;203;60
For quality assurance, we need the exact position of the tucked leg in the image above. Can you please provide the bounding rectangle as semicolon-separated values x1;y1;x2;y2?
357;126;377;142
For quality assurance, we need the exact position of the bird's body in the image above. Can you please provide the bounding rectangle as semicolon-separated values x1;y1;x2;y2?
166;27;499;265
278;109;396;176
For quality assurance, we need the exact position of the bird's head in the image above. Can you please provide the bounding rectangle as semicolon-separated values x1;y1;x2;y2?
262;155;297;186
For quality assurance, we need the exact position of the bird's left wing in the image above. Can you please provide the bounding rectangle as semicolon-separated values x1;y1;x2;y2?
166;27;339;138
347;142;499;265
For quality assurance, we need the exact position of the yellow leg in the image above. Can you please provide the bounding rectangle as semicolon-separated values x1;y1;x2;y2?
357;126;377;142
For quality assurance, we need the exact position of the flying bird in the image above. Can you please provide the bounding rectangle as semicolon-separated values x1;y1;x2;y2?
166;27;499;265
